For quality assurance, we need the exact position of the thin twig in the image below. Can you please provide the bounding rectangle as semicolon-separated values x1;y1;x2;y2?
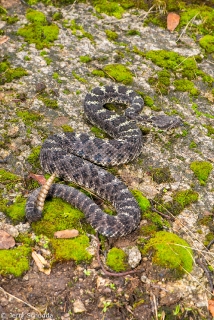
0;287;41;314
176;13;199;42
138;4;155;20
151;293;158;320
195;258;214;293
207;239;214;250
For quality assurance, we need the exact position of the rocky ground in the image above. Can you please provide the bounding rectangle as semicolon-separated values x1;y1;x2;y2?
0;0;214;319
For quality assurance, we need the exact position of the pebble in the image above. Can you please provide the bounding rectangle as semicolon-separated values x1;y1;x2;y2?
123;246;141;268
73;299;86;313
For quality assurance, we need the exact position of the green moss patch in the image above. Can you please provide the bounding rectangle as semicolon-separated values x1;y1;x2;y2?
0;169;21;188
178;5;214;37
105;29;118;41
90;126;108;139
93;64;133;84
79;55;92;63
203;124;214;137
106;247;128;272
142;231;193;277
17;9;59;49
61;124;74;132
191;103;214;119
5;196;26;224
157;69;170;95
154;189;199;216
0;60;28;85
38;94;58;109
27;146;41;169
69;19;94;42
131;190;151;212
143;4;214;39
141;50;213;86
199;35;214;53
173;189;199;208
190;161;213;185
0;245;31;277
17;110;43;125
149;167;172;184
93;0;125;19
32;198;85;238
104;64;133;84
173;79;199;96
50;235;92;264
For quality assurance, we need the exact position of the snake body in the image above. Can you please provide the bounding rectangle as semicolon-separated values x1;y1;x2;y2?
26;85;180;237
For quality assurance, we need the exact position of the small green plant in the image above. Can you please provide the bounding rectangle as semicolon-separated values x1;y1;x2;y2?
102;300;111;313
83;269;91;276
108;283;116;290
173;304;181;316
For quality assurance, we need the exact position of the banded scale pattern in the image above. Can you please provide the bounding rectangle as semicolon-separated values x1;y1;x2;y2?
26;85;181;237
26;85;143;237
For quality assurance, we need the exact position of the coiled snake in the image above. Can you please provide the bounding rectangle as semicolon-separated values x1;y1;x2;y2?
26;85;181;237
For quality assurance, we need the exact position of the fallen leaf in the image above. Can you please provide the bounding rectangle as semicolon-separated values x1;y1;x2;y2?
167;12;180;32
54;229;79;238
28;173;47;185
208;299;214;316
0;230;15;249
0;36;9;45
32;251;51;275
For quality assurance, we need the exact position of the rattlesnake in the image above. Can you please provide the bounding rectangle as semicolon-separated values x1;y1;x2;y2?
26;85;181;237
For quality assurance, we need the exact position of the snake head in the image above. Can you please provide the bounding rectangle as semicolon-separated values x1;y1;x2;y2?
150;115;182;129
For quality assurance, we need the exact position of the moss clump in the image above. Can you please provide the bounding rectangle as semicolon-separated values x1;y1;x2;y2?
70;19;94;42
72;71;87;83
50;235;92;264
91;69;105;77
204;232;214;247
178;5;214;37
17;9;59;49
191;103;214;119
154;189;199;216
0;60;28;85
61;124;74;132
150;167;172;184
199;35;214;53
142;231;193;277
190;161;213;185
203;125;214;137
131;190;151;212
173;190;199;208
32;198;85;238
15;233;34;246
157;69;170;95
0;245;31;277
90;126;107;139
5;196;26;223
105;29;118;41
0;169;20;187
40;97;58;109
93;0;125;19
27;146;41;169
173;79;199;96
79;55;92;63
143;50;213;86
52;11;63;21
103;64;133;84
127;29;140;36
106;247;128;272
17;110;43;125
